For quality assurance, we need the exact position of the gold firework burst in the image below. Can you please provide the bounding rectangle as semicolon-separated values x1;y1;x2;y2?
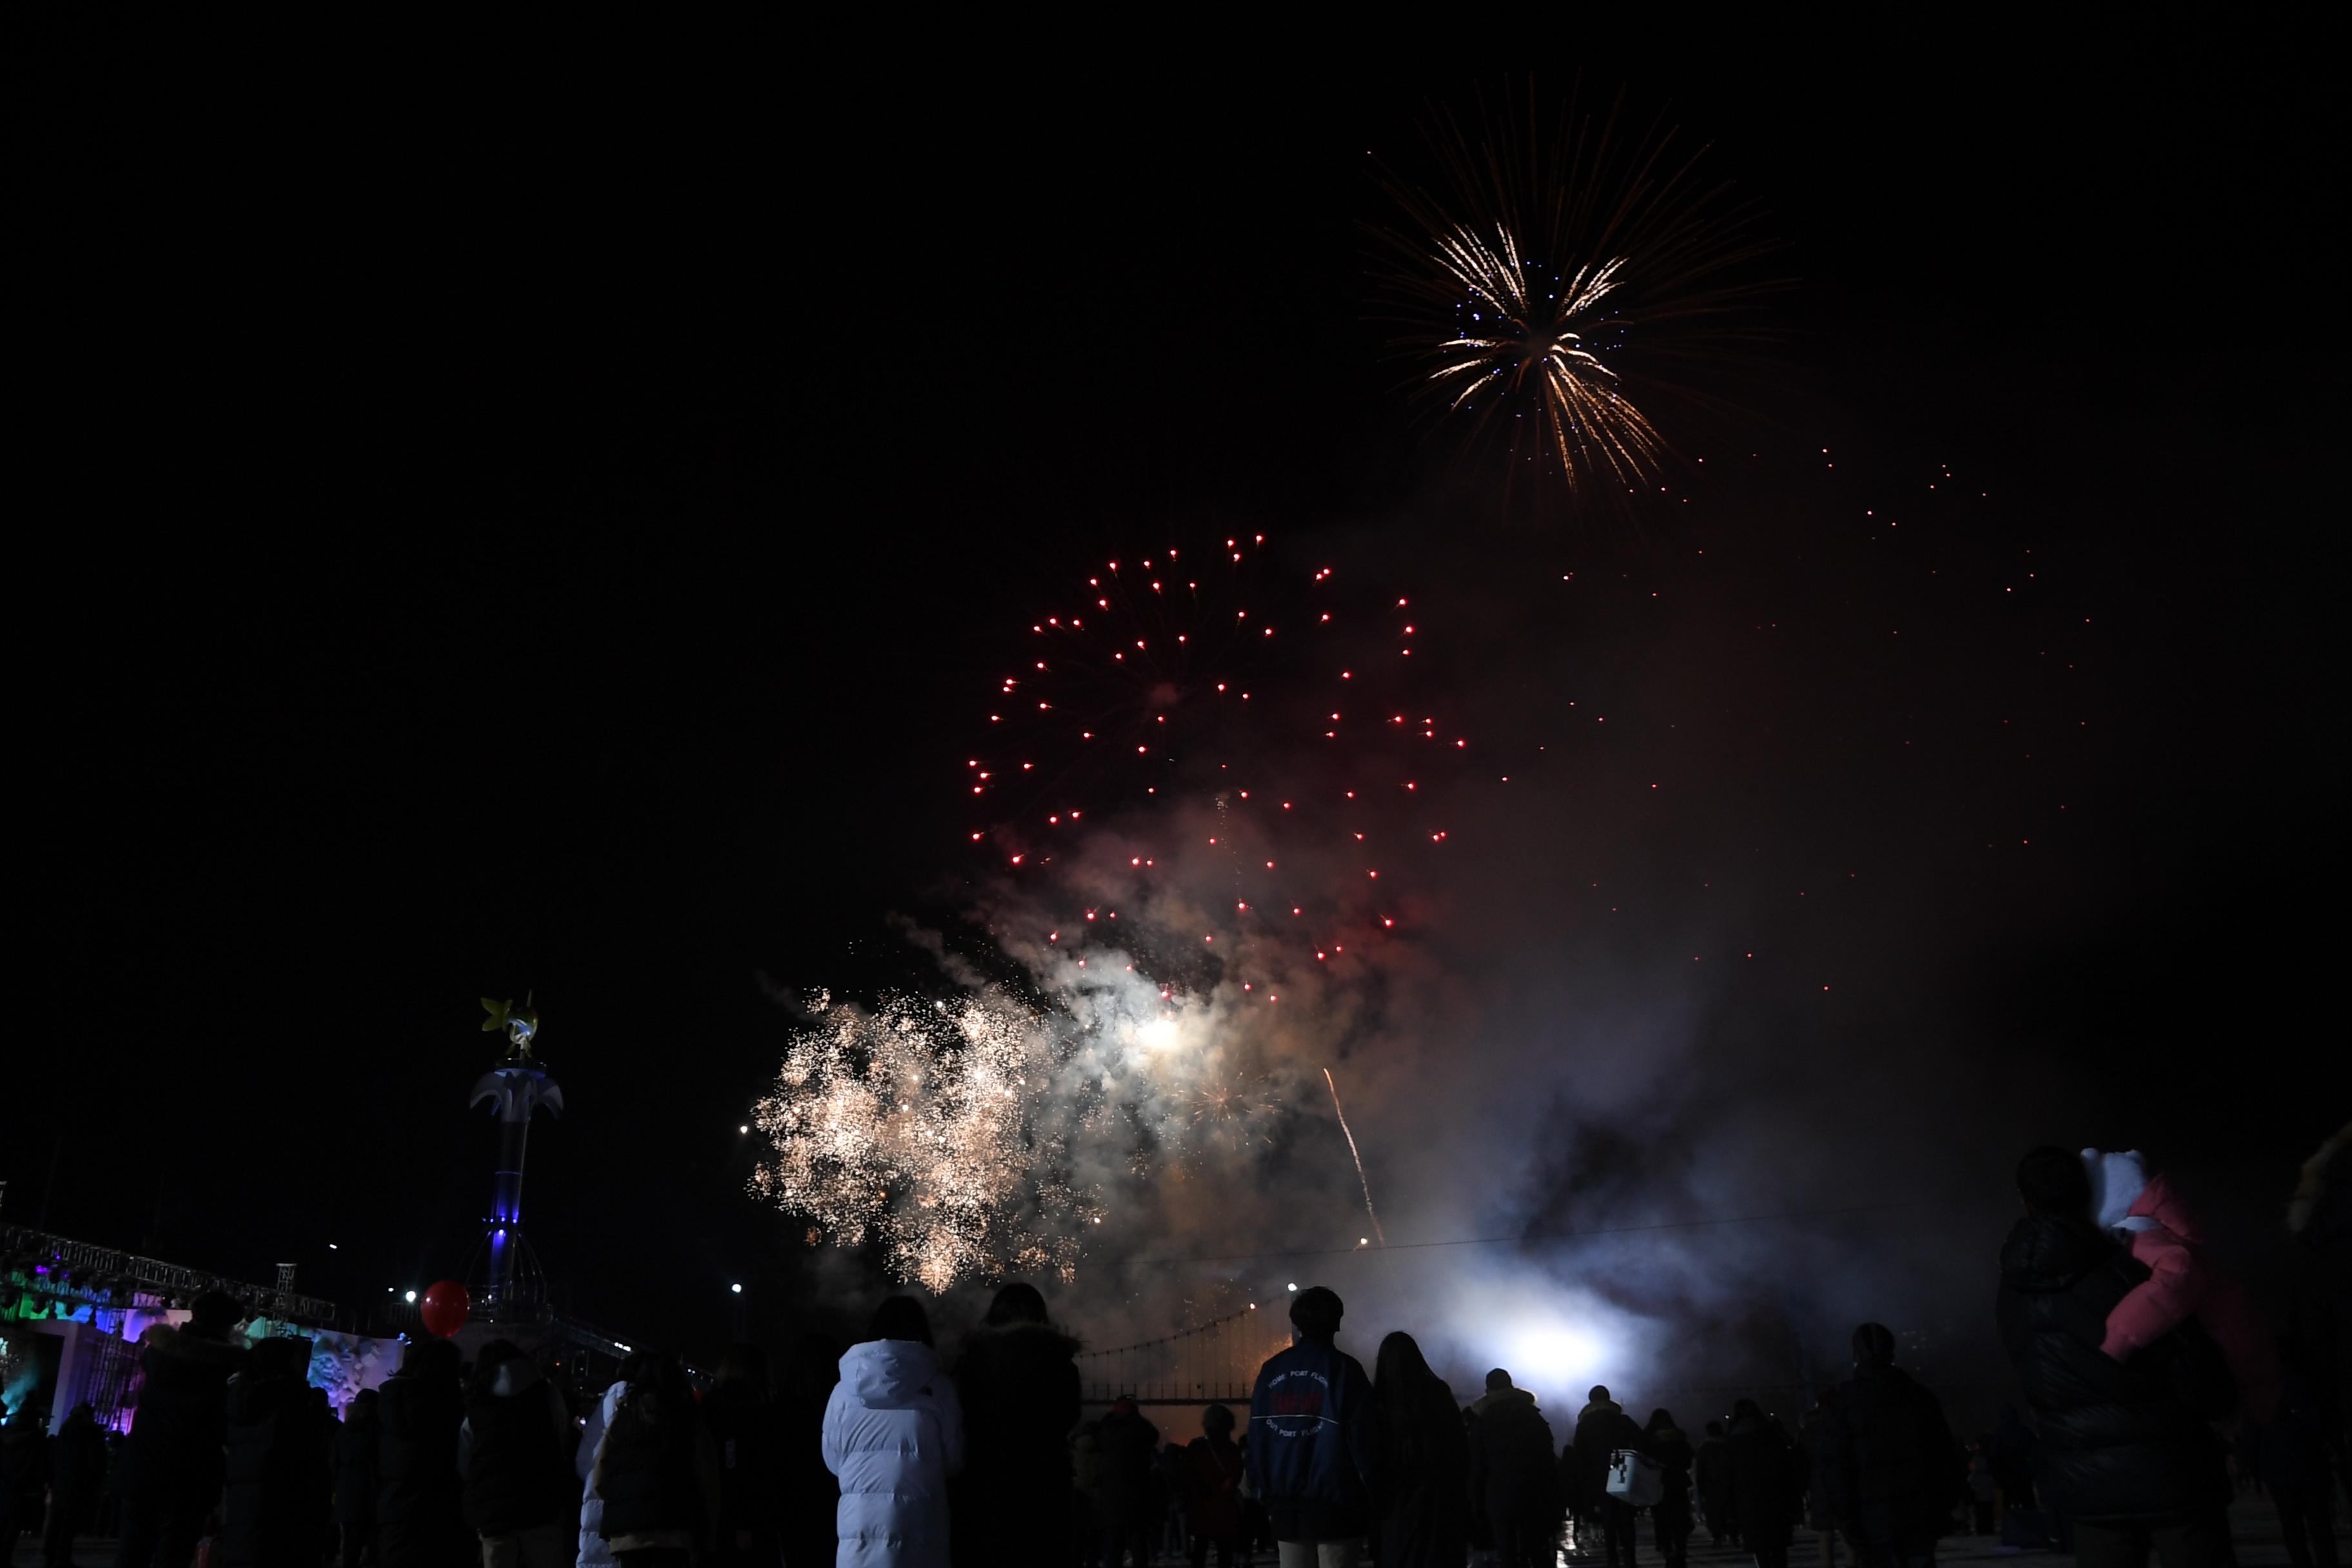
1367;82;1781;506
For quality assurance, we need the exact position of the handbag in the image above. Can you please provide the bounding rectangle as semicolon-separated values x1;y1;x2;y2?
1605;1447;1663;1506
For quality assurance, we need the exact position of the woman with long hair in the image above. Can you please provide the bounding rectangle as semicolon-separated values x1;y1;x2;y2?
952;1282;1080;1567
1372;1331;1471;1568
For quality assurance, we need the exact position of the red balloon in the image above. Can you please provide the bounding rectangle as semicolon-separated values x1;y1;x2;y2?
419;1280;471;1338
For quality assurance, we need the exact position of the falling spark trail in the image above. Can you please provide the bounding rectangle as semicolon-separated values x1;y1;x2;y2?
1322;1067;1388;1246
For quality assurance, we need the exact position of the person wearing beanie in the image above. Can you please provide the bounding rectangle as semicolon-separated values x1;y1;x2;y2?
1246;1287;1378;1566
1568;1384;1643;1568
1468;1368;1555;1568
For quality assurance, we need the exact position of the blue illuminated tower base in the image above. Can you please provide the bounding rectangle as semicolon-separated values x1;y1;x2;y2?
468;1001;564;1324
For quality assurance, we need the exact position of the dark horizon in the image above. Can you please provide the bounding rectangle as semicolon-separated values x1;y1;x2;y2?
14;18;2342;1382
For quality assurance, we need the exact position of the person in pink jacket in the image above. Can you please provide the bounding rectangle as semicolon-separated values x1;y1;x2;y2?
2083;1148;2282;1423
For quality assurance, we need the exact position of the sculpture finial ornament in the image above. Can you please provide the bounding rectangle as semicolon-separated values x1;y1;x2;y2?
480;994;539;1058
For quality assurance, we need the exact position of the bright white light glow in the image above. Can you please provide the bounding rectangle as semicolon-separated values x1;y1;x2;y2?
1507;1323;1609;1387
403;1290;417;1304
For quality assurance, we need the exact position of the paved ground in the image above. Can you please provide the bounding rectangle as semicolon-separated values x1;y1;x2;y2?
11;1492;2347;1566
1544;1492;2349;1568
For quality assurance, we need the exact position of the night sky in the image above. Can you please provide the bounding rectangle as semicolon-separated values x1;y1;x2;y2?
15;19;2342;1371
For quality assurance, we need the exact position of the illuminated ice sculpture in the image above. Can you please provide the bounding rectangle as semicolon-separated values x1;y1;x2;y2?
469;996;563;1322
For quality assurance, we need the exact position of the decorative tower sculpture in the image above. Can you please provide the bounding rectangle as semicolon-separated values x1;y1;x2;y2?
469;996;564;1322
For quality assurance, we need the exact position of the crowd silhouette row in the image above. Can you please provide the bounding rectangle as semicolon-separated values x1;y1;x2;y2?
1;1141;2343;1568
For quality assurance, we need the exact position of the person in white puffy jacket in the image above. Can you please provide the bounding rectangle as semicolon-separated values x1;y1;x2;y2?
574;1372;630;1568
821;1297;965;1567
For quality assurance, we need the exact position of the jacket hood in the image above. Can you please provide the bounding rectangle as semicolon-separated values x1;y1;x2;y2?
2126;1171;2203;1244
1648;1423;1686;1445
486;1357;545;1399
840;1337;942;1408
2083;1148;2151;1231
1999;1212;2117;1292
1578;1397;1623;1422
1469;1386;1536;1417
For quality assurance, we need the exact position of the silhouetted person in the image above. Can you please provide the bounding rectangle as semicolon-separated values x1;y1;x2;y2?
1694;1418;1736;1547
460;1339;576;1567
94;1429;126;1542
1964;1437;1999;1535
1799;1389;1842;1568
2284;1121;2349;1487
951;1282;1081;1568
1070;1418;1105;1568
1369;1332;1468;1568
331;1388;379;1568
1154;1439;1188;1562
1246;1285;1378;1567
598;1351;721;1565
1469;1369;1553;1568
1093;1397;1160;1568
823;1297;961;1567
1;1412;52;1562
2242;1363;2340;1568
1179;1404;1249;1568
704;1343;785;1567
1724;1399;1799;1568
1997;1144;2230;1567
377;1334;471;1568
1569;1385;1642;1568
1819;1322;1959;1568
779;1335;841;1568
220;1335;332;1565
1644;1408;1695;1568
45;1401;106;1568
113;1289;248;1568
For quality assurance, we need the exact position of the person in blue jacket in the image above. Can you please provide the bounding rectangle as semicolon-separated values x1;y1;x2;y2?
1247;1287;1380;1567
